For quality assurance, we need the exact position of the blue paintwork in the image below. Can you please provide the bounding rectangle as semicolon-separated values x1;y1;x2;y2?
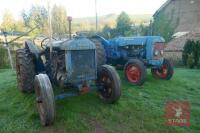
55;92;78;100
50;37;96;50
148;59;164;67
94;35;165;67
63;38;97;84
26;37;97;91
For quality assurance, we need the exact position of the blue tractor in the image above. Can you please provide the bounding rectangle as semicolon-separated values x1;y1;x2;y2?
90;35;174;85
16;36;121;126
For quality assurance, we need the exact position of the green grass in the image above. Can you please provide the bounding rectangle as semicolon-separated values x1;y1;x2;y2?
0;68;199;133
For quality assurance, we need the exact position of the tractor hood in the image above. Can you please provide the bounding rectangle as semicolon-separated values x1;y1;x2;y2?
49;37;95;50
109;36;165;46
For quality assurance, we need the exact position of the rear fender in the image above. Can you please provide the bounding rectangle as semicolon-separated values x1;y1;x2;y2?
91;35;110;46
24;40;45;73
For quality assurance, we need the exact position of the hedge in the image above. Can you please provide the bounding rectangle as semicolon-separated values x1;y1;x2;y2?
182;40;200;68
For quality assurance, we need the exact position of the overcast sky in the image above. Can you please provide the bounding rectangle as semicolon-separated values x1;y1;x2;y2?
0;0;167;21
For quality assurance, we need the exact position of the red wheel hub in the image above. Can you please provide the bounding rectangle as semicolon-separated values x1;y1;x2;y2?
157;64;168;78
126;65;141;83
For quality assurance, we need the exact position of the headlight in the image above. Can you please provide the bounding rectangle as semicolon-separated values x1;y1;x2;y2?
154;50;159;56
160;50;164;56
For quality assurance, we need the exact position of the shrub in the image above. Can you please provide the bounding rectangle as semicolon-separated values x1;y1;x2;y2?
182;40;200;68
187;53;195;68
0;47;16;69
0;46;9;69
197;58;200;69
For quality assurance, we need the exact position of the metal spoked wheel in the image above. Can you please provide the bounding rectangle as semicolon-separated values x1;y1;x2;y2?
97;65;121;103
34;74;55;126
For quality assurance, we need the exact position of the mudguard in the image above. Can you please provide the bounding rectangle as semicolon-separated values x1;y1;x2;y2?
25;40;41;56
24;40;45;73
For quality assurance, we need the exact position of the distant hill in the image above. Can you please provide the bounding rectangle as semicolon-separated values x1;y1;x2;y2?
70;14;152;32
73;14;152;26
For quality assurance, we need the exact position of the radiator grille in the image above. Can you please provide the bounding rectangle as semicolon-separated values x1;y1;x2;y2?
70;50;96;82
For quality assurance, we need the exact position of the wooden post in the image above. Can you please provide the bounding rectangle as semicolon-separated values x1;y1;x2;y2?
95;0;98;31
3;32;14;70
67;16;72;40
47;0;53;60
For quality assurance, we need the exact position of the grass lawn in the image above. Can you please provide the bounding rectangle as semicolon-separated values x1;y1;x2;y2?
0;68;199;133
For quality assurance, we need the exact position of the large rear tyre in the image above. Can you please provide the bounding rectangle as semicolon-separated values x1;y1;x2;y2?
34;74;55;126
90;38;106;67
151;59;174;80
16;49;36;93
124;59;147;86
96;65;121;103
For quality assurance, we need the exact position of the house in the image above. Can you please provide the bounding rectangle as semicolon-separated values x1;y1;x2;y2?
153;0;200;65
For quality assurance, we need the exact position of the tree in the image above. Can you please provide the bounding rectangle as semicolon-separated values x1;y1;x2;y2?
1;10;16;32
138;24;149;36
22;5;48;37
14;20;25;32
51;4;68;37
102;25;112;39
152;10;179;42
115;12;133;36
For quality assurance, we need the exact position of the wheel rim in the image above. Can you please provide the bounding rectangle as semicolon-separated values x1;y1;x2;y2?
156;64;168;78
35;81;46;124
126;65;141;84
99;72;113;98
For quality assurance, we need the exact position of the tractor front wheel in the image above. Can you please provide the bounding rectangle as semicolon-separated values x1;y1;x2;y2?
34;74;55;126
124;59;147;85
151;59;174;80
97;65;121;103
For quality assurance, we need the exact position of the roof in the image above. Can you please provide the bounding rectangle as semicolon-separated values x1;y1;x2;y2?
153;0;172;17
172;32;189;38
165;28;200;50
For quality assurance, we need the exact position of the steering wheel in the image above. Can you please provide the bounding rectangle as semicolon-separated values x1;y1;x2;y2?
41;37;57;49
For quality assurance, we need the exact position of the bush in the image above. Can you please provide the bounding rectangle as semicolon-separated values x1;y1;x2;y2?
101;12;135;38
0;46;9;69
197;58;200;69
182;40;200;68
0;45;16;69
187;53;195;68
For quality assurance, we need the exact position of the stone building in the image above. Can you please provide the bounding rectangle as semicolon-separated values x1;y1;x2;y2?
153;0;200;65
153;0;200;33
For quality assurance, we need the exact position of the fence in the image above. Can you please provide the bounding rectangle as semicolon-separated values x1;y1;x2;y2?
0;46;16;69
0;35;32;69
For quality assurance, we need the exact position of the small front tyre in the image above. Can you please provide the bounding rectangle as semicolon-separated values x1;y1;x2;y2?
124;59;147;85
151;59;174;80
34;74;55;126
96;65;121;103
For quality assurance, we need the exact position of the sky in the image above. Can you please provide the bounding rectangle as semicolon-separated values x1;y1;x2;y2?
0;0;167;22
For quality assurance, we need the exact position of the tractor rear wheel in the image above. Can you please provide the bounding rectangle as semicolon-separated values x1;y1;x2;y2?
16;49;36;93
124;59;147;85
151;59;174;80
90;38;106;67
34;74;55;126
96;65;121;103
